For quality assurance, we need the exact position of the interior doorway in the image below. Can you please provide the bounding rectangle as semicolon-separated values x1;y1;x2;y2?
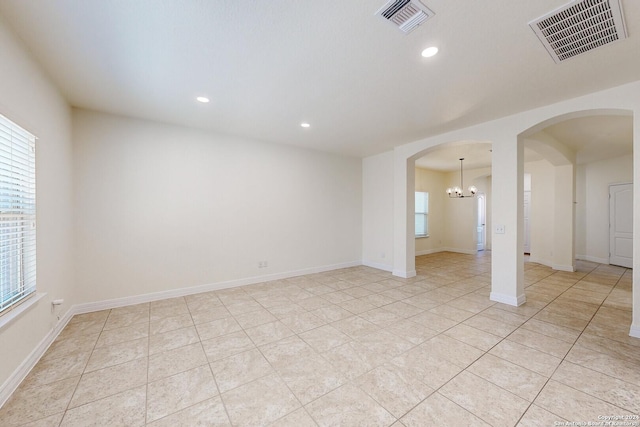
523;191;531;254
524;173;531;254
609;183;633;268
477;193;486;251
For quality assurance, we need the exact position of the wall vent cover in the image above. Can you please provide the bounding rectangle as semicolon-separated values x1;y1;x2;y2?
375;0;435;35
529;0;627;63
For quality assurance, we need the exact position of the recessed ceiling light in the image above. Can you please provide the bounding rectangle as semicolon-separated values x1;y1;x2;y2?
301;123;310;128
421;46;439;58
196;96;210;103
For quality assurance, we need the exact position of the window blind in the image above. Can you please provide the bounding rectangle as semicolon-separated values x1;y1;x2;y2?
0;114;36;314
415;191;428;237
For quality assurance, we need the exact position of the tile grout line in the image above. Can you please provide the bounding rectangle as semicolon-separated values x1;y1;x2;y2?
512;263;629;425
8;255;634;427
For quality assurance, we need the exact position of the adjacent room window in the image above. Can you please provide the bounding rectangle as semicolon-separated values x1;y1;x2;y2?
0;114;36;315
415;191;429;238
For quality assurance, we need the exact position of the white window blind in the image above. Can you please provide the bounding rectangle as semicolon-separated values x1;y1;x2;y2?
415;191;428;237
0;114;36;315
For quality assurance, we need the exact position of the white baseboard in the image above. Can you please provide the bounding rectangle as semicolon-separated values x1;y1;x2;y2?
74;260;362;315
490;292;526;307
416;248;477;256
0;259;363;405
527;256;576;272
576;254;609;264
392;269;417;279
552;263;576;272
630;324;640;339
442;247;477;255
0;306;75;408
362;260;393;272
415;248;443;256
527;256;551;267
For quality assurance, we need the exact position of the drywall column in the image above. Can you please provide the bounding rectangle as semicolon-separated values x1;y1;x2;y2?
393;153;416;278
632;111;640;339
362;151;395;271
553;164;576;271
490;137;526;306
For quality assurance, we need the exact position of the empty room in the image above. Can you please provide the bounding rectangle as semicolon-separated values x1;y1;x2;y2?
0;0;639;426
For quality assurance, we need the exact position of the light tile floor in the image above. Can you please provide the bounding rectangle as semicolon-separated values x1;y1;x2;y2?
1;251;638;426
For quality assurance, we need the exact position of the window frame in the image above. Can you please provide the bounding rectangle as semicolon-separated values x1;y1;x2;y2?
0;114;37;317
415;191;429;238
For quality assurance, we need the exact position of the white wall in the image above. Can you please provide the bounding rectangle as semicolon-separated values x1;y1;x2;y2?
526;160;556;266
362;151;394;271
554;164;575;270
576;154;633;263
0;16;75;392
73;110;363;303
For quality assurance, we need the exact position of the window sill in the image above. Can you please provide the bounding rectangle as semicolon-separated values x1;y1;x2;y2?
0;292;47;331
415;235;430;239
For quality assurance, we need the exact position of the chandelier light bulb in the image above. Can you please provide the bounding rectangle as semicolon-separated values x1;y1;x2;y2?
446;158;477;198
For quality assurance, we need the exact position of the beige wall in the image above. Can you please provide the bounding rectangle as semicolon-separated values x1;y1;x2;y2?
413;166;491;255
0;16;75;389
72;110;363;303
414;167;446;255
443;167;492;254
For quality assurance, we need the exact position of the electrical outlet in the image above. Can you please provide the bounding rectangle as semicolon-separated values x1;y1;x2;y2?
495;224;506;234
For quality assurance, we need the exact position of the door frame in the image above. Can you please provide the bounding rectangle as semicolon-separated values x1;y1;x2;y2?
609;182;633;268
477;193;486;251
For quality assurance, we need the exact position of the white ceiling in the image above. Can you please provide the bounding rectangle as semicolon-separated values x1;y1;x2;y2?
414;142;493;171
0;0;638;158
543;115;633;164
415;114;633;171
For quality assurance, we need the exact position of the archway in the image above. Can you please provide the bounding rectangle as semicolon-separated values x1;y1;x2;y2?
393;108;635;311
382;83;640;336
518;109;633;275
393;140;493;278
414;142;493;258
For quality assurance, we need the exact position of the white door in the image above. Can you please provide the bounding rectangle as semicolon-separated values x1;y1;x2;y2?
523;191;531;254
610;183;633;268
477;194;486;251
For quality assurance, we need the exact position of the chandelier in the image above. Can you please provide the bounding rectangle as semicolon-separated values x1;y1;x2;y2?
446;158;477;198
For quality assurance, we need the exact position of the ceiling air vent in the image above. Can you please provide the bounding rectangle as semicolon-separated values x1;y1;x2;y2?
529;0;627;63
376;0;435;35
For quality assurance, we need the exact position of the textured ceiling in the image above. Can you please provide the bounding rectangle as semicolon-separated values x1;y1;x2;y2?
0;0;638;157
